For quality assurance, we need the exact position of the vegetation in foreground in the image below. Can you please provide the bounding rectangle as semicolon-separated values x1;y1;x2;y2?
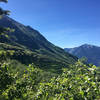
0;0;100;100
0;59;100;100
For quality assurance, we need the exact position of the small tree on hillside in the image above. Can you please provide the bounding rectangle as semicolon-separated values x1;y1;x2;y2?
0;0;12;37
0;0;10;16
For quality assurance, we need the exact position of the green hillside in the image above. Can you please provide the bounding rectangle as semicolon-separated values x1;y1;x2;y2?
0;15;77;72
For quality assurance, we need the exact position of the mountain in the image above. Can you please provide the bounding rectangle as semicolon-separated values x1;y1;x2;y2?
64;44;100;66
0;15;77;72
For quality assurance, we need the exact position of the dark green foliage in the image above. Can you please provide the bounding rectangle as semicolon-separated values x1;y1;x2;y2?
0;0;11;40
0;0;10;16
0;60;100;100
35;60;100;100
0;8;10;15
0;63;13;94
0;0;8;3
65;44;100;66
0;60;57;100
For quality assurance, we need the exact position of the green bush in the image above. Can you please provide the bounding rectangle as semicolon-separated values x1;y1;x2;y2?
1;60;100;100
35;60;100;100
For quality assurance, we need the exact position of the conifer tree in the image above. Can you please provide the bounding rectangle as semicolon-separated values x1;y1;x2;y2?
0;0;10;16
0;0;11;35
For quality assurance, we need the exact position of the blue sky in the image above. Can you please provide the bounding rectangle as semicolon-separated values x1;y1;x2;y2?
1;0;100;48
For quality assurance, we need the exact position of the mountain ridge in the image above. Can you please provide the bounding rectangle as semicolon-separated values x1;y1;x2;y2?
64;44;100;66
0;15;77;72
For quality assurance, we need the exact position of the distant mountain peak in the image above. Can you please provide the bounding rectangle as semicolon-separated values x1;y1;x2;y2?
80;44;95;48
80;44;100;49
64;44;100;66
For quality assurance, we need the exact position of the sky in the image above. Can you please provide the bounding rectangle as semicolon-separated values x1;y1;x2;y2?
1;0;100;48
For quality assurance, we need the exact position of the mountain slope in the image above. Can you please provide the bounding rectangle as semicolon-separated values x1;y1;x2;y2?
64;44;100;66
0;15;77;71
